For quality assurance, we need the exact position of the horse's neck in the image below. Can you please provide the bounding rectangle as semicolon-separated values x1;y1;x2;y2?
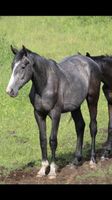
90;57;103;70
31;55;48;95
95;57;112;84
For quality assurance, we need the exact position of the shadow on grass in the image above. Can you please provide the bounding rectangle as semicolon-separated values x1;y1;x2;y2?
83;141;112;161
55;141;112;170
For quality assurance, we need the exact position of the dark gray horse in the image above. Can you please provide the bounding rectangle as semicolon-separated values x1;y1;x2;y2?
6;46;101;179
86;52;112;160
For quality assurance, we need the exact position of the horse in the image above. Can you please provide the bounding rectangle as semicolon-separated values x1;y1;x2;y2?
86;52;112;160
6;45;101;179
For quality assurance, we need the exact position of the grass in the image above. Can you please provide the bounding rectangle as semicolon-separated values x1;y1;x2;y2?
75;161;112;184
0;16;111;178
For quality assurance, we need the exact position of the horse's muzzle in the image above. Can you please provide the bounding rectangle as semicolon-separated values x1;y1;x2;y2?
6;87;18;97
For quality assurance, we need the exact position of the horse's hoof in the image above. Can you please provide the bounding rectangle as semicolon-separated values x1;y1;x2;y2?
36;170;46;178
102;149;111;158
36;160;49;178
47;162;57;179
48;174;56;179
101;156;105;161
101;156;109;161
89;160;97;169
72;158;82;166
36;173;45;178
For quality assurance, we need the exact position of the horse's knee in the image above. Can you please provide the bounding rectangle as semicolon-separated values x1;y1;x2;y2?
40;137;47;149
49;137;57;149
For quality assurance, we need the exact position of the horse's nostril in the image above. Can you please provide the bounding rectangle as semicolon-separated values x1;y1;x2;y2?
10;89;15;96
10;88;14;95
6;87;14;96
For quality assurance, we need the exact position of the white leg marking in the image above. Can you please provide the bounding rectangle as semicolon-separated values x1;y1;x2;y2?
101;156;105;161
37;160;49;178
48;162;58;179
89;160;97;169
101;156;109;161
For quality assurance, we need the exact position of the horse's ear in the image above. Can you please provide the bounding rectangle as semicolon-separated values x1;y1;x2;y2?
22;45;27;56
10;45;18;54
86;52;90;57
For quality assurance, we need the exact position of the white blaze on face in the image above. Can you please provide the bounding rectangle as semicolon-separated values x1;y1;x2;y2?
6;61;20;93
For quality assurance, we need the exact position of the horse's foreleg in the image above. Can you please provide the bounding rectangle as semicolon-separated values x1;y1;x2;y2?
34;110;49;177
48;109;61;179
101;85;112;160
71;107;85;166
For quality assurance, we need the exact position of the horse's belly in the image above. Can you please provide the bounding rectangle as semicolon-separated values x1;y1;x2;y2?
62;102;81;112
62;95;85;112
62;81;88;112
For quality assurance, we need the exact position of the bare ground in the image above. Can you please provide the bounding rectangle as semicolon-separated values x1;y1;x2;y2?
1;157;112;184
0;135;112;184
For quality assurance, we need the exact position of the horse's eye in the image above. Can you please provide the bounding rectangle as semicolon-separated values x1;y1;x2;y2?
21;65;25;69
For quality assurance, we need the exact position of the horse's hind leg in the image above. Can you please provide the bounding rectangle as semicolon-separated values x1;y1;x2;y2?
48;109;61;179
87;87;100;168
87;99;97;168
71;107;85;166
101;85;112;160
86;70;101;168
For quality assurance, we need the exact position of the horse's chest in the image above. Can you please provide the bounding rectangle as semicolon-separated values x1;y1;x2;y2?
33;94;50;114
34;94;43;111
33;93;56;114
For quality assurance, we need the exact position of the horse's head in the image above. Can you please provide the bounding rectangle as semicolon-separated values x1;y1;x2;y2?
6;45;33;97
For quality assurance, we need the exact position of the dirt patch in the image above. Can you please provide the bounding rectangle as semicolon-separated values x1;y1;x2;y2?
1;158;112;184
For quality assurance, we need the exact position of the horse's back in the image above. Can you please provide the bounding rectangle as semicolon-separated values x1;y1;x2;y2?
58;55;101;112
59;54;100;86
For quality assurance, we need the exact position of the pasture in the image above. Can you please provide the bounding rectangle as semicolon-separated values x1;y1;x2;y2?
0;16;112;183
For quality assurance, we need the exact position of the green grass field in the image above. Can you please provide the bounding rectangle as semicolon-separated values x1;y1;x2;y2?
0;16;111;178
